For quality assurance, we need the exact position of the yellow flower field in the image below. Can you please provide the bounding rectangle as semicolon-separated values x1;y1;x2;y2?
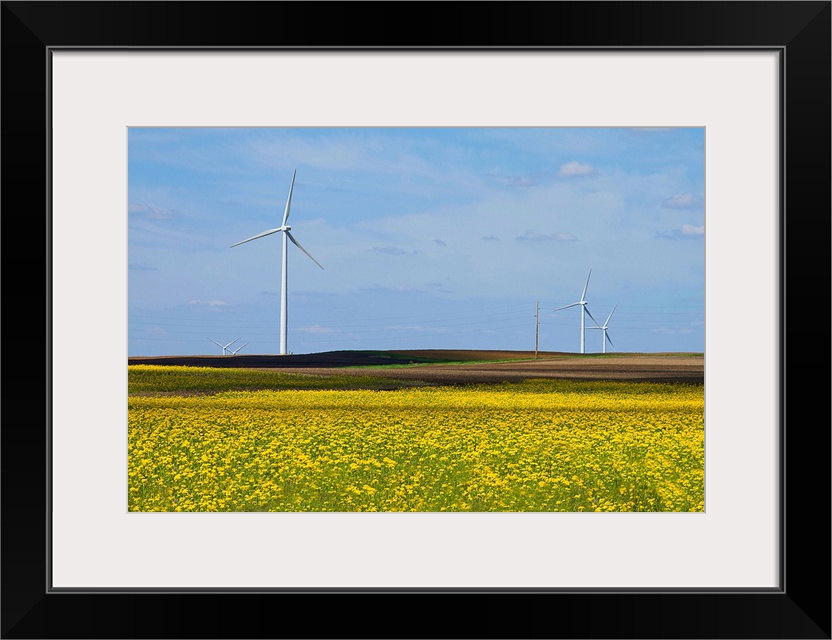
128;369;704;512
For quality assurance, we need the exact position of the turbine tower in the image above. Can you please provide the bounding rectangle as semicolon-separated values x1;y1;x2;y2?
209;337;241;355
588;304;617;353
554;269;597;354
231;169;323;355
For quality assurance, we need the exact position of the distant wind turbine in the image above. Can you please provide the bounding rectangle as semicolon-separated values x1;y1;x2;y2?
554;269;597;354
588;304;617;353
209;337;241;355
229;342;249;356
231;169;324;355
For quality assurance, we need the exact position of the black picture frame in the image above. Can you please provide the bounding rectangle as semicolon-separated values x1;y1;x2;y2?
2;2;829;638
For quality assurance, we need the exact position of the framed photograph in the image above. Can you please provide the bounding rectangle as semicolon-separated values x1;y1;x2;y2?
3;2;829;638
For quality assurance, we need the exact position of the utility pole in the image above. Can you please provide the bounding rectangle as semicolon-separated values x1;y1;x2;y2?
535;300;539;358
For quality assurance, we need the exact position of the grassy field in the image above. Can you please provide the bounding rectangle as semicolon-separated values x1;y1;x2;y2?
128;364;416;393
128;364;704;512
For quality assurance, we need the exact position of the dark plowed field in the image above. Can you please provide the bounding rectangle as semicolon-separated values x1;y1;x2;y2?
128;350;704;385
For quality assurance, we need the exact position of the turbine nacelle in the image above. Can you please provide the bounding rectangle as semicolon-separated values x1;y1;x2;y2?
553;269;596;353
229;224;291;247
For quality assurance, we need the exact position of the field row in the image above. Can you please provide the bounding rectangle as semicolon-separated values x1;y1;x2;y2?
128;375;704;512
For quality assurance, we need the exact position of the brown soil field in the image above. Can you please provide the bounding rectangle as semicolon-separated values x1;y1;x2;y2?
128;350;704;385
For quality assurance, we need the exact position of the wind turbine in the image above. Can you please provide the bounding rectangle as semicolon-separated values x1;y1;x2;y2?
231;169;323;355
588;304;617;353
209;337;241;355
229;342;249;356
553;269;598;354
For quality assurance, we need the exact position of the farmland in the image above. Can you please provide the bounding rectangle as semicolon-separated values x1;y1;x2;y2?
128;349;705;384
128;352;704;512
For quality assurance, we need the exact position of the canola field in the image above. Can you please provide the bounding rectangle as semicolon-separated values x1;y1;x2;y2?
128;366;704;512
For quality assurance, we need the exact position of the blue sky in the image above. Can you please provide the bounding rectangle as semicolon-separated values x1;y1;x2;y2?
128;127;704;356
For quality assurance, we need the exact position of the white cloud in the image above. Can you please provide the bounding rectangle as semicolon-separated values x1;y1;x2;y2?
128;262;158;271
188;299;228;306
386;325;450;334
372;246;409;255
653;327;696;335
680;224;704;236
297;324;335;334
662;193;703;209
557;161;597;178
129;202;174;220
516;230;579;242
507;174;537;187
656;224;704;240
628;127;675;134
361;284;422;293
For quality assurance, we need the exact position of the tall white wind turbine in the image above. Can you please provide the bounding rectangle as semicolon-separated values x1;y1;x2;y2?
231;170;323;355
588;304;617;353
209;337;241;355
553;269;597;354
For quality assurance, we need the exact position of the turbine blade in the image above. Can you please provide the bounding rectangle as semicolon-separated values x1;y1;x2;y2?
581;269;592;301
584;306;598;326
208;338;223;348
281;169;297;226
232;342;249;355
224;338;241;349
605;304;618;326
606;332;615;349
286;231;324;269
554;302;580;312
230;227;282;247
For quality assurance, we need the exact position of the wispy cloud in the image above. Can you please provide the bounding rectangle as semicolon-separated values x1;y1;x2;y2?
656;224;704;240
433;239;447;247
557;161;597;178
129;202;175;220
628;127;675;134
482;235;500;242
386;325;451;334
128;262;158;271
516;230;579;242
297;324;335;334
188;299;228;306
509;175;536;187
662;193;703;210
372;246;415;255
361;284;423;293
653;326;697;335
482;171;546;188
